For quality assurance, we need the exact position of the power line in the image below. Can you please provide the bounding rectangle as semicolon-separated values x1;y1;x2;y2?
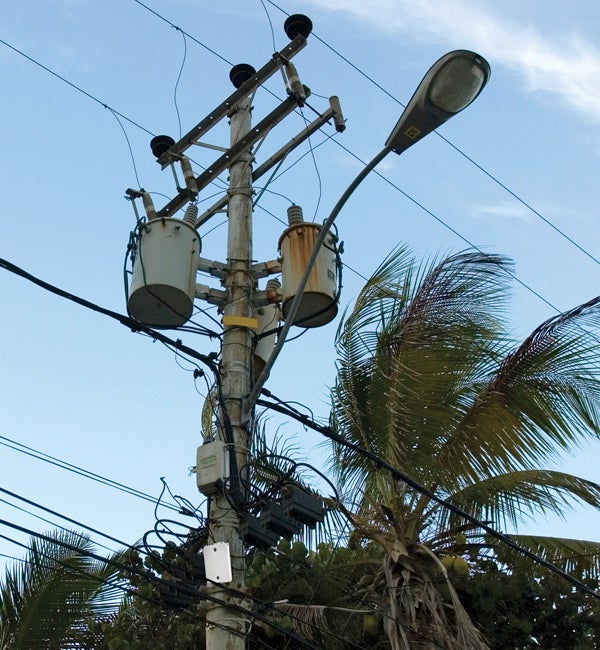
4;240;597;604
0;434;182;514
264;0;600;270
131;0;233;66
2;11;581;324
256;392;600;602
128;1;583;323
0;38;154;137
0;517;341;650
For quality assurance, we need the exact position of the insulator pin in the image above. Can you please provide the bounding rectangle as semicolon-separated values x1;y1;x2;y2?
183;203;199;228
287;204;304;226
266;278;282;303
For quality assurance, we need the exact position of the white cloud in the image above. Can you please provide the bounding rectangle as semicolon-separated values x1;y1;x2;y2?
301;0;600;123
473;202;532;222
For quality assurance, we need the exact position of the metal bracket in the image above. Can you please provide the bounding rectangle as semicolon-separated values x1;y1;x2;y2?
195;104;338;228
157;93;305;219
195;284;226;307
156;34;308;169
250;259;282;279
197;257;228;278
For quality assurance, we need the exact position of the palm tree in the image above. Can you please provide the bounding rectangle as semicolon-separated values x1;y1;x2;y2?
330;246;600;650
0;529;124;649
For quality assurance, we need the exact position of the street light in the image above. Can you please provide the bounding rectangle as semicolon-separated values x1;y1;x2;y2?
386;50;490;154
245;49;490;415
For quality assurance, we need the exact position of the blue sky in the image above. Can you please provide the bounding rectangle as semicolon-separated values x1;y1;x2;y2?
1;0;600;565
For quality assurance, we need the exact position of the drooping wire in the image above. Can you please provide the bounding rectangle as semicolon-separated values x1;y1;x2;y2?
6;9;595;328
0;516;369;649
299;107;323;222
131;0;234;66
172;27;188;139
258;0;277;52
108;107;142;189
0;495;119;555
263;0;600;269
0;434;182;514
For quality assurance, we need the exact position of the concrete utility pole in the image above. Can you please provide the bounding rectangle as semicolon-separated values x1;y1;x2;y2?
126;14;349;649
205;97;254;650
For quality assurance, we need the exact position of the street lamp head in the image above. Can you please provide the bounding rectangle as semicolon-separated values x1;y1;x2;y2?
385;50;490;155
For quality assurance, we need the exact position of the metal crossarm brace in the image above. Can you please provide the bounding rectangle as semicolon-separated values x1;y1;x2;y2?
156;34;308;169
195;105;337;228
157;94;304;219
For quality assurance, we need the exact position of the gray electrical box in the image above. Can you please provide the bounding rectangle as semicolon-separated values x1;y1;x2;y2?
196;440;229;495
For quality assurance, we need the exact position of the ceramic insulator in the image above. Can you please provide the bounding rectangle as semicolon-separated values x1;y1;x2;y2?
183;203;199;227
287;204;304;226
180;156;198;195
142;192;157;220
285;62;306;106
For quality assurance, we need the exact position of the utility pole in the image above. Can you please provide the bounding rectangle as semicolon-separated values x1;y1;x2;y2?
204;95;254;650
125;14;344;649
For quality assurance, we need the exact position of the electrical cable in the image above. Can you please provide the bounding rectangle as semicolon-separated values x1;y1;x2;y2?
0;434;183;515
263;0;600;271
0;485;141;553
299;107;323;222
172;27;187;139
332;138;567;316
0;38;154;137
108;107;142;189
5;9;593;331
0;517;330;649
131;0;233;66
256;393;600;601
0;495;119;556
0;256;220;374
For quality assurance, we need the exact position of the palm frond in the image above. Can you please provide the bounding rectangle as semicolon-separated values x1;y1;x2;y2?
331;248;512;493
432;470;600;533
490;534;600;579
0;529;125;649
438;295;600;484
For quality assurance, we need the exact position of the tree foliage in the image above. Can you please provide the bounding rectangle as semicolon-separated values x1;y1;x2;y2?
330;246;600;649
0;529;122;650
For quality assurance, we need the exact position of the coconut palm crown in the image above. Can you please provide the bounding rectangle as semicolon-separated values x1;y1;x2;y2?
0;529;123;650
330;246;600;650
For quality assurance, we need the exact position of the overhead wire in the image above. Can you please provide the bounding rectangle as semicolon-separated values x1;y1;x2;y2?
0;517;350;649
5;0;600;616
264;0;600;269
3;4;595;327
0;434;183;515
125;0;587;327
256;392;600;602
0;38;154;137
172;27;188;139
0;485;134;553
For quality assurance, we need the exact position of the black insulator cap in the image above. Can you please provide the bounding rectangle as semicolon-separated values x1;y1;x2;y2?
284;14;312;40
229;63;257;89
150;135;175;158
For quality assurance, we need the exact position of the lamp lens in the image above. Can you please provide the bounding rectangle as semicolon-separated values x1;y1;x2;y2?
429;57;486;113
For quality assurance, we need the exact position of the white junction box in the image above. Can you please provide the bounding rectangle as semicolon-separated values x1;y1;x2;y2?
203;542;232;584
